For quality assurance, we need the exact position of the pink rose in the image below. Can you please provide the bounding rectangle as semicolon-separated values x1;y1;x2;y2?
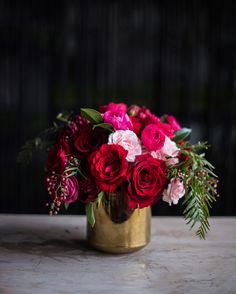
108;130;141;162
162;177;185;206
64;176;79;203
165;115;181;131
103;110;133;131
46;175;78;204
141;124;165;151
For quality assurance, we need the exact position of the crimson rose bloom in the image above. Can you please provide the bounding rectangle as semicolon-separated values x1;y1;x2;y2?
89;144;128;192
126;154;167;208
77;173;100;204
74;126;107;155
47;143;68;174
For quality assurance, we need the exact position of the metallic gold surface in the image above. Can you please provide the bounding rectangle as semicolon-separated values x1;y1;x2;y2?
87;203;151;254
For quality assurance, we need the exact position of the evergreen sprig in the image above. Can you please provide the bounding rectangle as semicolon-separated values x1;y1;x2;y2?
17;112;71;166
172;142;218;239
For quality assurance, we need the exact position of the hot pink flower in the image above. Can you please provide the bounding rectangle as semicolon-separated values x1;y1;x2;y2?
99;102;127;113
103;110;133;131
141;124;165;151
64;176;79;203
165;115;181;131
162;177;185;206
46;175;78;204
108;130;141;162
157;121;175;138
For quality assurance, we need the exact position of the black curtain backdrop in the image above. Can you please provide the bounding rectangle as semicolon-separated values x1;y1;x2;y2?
0;1;235;215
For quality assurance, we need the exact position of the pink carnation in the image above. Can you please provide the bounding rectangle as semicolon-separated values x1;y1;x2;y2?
108;130;141;162
161;136;179;157
166;157;179;166
162;177;185;206
103;110;133;131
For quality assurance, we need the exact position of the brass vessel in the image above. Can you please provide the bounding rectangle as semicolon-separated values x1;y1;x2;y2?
87;193;151;253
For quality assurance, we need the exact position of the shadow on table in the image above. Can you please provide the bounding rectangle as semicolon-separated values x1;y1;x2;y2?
0;224;104;256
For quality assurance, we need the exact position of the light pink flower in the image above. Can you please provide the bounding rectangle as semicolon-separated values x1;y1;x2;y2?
166;157;179;166
161;136;179;157
150;150;165;160
108;130;141;162
162;177;185;206
103;110;133;130
149;136;179;162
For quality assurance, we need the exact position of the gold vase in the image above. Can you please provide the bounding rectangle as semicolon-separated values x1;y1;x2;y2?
87;192;151;254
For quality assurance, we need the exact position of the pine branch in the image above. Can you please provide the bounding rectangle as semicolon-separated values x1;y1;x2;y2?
178;142;218;239
17;112;71;166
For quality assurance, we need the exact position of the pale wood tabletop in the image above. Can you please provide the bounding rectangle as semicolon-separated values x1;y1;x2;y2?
0;215;235;294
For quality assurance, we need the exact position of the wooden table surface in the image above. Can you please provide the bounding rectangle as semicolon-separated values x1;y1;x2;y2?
0;215;235;294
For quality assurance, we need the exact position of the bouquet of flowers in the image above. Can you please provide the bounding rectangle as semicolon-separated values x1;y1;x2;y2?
18;102;218;239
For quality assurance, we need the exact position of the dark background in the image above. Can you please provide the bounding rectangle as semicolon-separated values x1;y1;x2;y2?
0;1;236;215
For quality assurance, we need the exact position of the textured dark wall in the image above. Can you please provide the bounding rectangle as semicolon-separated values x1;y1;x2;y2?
0;1;235;215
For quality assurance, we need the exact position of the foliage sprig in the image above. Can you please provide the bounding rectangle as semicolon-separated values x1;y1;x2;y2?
171;141;218;239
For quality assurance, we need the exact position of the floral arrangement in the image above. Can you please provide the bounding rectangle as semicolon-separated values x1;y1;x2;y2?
18;102;218;239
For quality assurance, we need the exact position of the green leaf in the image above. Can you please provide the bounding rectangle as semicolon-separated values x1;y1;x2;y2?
56;111;71;123
80;108;103;124
173;128;192;142
96;191;104;208
160;115;168;123
93;123;113;132
64;203;70;210
86;203;95;227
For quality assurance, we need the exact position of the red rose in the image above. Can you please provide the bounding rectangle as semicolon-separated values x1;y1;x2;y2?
77;173;100;204
129;116;143;136
89;144;128;192
126;154;167;208
74;127;107;155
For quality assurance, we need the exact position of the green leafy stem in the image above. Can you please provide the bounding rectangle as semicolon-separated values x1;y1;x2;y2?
175;142;218;239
